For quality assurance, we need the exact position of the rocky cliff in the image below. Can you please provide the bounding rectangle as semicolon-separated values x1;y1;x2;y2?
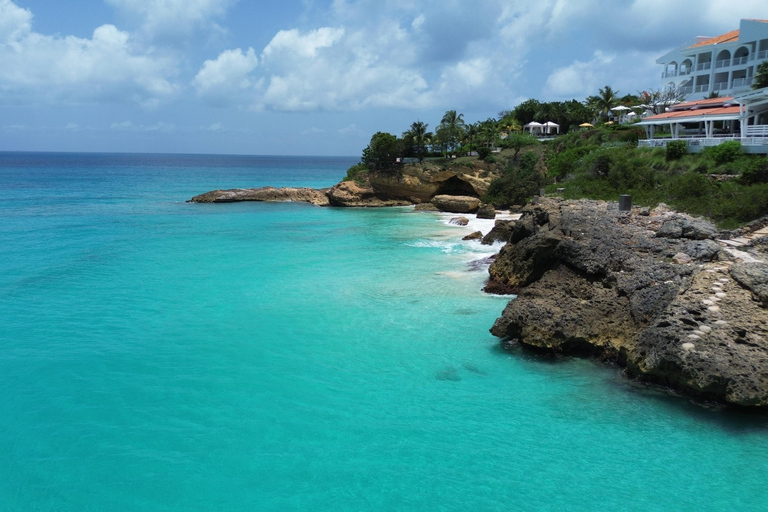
487;198;768;407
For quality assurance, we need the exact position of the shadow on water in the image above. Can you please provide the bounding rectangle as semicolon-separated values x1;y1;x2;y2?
488;338;768;432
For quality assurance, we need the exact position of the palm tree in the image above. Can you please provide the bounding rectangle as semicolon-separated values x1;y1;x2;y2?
438;110;466;155
462;123;479;155
403;121;432;162
592;85;619;121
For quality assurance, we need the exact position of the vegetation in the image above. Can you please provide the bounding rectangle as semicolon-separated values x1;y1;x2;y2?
753;61;768;90
344;85;768;229
480;127;768;228
361;132;400;170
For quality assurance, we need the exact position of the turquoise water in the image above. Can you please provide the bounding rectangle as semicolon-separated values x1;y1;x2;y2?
1;152;768;511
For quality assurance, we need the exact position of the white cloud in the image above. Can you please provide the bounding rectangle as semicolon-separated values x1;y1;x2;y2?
0;3;178;107
544;50;660;100
105;0;235;43
193;47;258;106
0;0;31;43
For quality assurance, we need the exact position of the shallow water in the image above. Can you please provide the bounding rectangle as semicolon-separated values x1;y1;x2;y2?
1;152;767;511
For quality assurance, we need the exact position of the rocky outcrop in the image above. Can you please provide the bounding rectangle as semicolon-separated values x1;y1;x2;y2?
476;204;496;219
326;180;411;207
488;198;768;407
190;187;331;205
431;195;481;213
191;162;499;207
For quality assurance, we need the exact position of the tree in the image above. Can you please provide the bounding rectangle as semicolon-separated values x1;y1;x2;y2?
501;132;538;161
511;99;542;126
361;132;400;170
593;85;619;120
753;61;768;90
638;84;689;115
437;110;466;155
402;121;432;162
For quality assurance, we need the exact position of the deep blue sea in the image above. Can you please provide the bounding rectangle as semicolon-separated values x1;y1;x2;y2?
2;152;768;511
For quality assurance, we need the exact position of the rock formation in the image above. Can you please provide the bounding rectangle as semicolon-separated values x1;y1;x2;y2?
190;161;498;207
487;198;768;407
190;187;331;206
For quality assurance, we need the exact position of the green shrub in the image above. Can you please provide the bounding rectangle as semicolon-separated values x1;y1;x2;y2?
476;146;492;161
704;141;742;166
665;140;687;161
740;157;768;185
343;163;369;183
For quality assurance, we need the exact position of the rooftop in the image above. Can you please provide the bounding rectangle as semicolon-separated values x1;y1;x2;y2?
687;30;739;49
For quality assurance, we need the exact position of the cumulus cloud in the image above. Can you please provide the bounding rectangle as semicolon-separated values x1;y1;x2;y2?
193;47;259;106
105;0;235;44
0;0;31;43
544;50;660;100
0;1;178;107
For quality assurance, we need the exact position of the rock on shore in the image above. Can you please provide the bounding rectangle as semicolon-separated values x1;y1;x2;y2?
488;198;768;407
190;187;331;205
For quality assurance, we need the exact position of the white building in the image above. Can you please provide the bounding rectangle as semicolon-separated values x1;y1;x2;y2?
657;19;768;100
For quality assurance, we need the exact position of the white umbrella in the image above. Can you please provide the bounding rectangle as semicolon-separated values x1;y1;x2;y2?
611;105;631;111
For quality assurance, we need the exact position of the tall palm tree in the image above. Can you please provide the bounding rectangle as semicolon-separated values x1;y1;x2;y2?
403;121;432;162
594;85;619;121
438;110;466;155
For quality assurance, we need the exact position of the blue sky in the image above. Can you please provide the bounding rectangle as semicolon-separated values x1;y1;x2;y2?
0;0;765;156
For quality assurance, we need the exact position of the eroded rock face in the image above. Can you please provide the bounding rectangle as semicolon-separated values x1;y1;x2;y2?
431;195;481;213
488;198;768;407
190;187;331;205
326;181;411;207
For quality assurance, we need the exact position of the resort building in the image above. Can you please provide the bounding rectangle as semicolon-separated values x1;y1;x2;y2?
636;19;768;153
657;19;768;100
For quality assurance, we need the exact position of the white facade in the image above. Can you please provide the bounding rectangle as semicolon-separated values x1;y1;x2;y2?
657;19;768;100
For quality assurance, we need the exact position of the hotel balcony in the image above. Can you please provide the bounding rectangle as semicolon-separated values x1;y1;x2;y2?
732;77;753;88
694;83;710;93
696;62;711;71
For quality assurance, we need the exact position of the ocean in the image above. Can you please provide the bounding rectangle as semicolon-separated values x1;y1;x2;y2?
1;152;767;511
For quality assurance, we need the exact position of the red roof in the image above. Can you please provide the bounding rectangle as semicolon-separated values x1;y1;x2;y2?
644;106;741;121
669;97;735;111
688;30;739;48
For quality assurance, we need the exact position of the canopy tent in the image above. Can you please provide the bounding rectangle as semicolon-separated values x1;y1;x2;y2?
610;105;631;111
543;121;560;134
523;121;543;134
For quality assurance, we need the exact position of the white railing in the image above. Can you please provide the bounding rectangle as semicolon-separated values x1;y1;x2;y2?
732;56;748;66
697;62;711;71
747;126;768;137
713;82;728;91
694;84;710;93
679;68;692;76
680;86;693;95
662;71;676;78
758;50;768;59
715;59;730;68
732;77;752;88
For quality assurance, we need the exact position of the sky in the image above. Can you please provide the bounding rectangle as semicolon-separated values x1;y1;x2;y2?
0;0;766;156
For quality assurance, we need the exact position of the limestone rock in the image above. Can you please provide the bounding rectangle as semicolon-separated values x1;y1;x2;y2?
730;263;768;307
190;186;331;205
449;217;469;226
327;181;411;207
462;231;483;241
476;204;496;219
431;195;481;213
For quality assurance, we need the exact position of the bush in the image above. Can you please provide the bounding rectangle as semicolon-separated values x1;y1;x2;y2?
343;163;369;183
483;156;544;207
740;157;768;185
476;146;492;161
704;141;742;166
666;140;687;161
